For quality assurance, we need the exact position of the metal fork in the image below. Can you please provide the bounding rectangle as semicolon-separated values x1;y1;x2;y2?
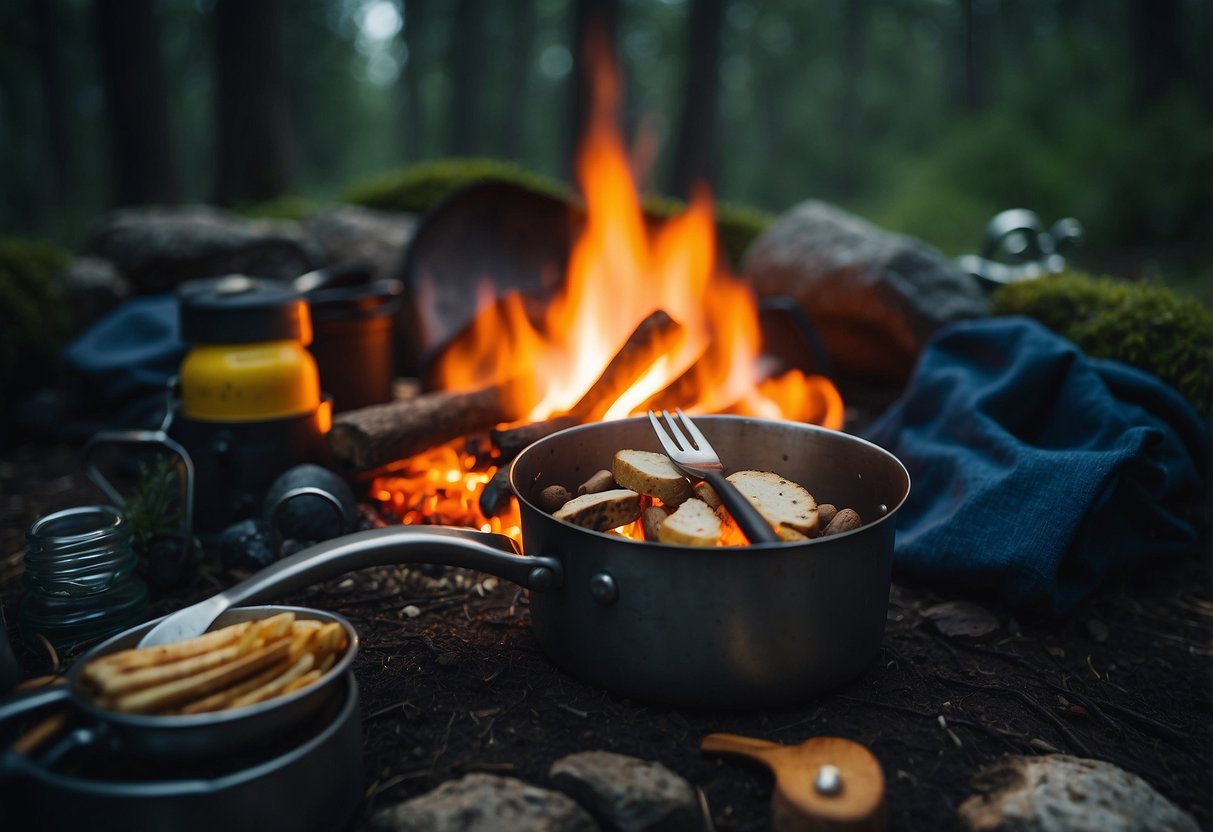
648;409;782;544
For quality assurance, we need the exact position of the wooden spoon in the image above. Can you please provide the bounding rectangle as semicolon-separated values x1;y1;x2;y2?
701;733;886;832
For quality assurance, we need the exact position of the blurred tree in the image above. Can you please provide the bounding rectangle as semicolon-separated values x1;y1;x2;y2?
503;1;539;160
29;0;70;201
213;0;295;204
567;0;620;178
401;0;432;161
1130;0;1184;112
93;0;179;206
667;0;724;199
448;0;486;156
834;0;871;197
956;0;992;111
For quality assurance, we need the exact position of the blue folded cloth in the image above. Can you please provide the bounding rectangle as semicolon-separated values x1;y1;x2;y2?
62;294;185;428
863;316;1209;614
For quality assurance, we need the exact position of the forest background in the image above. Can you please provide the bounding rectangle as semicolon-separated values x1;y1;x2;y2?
2;0;1210;298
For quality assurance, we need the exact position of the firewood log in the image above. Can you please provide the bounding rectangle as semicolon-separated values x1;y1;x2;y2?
328;378;531;471
492;310;685;460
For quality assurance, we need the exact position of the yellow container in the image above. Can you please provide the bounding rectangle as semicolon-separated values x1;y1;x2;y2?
180;340;322;422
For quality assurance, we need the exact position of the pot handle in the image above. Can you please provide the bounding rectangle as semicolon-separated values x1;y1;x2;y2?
139;526;562;647
0;680;71;725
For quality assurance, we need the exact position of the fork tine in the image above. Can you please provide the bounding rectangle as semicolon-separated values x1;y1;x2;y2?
648;410;681;457
675;408;709;450
662;409;694;450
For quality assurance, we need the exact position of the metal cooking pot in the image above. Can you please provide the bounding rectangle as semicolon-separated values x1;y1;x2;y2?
4;675;363;832
0;606;358;764
140;416;909;709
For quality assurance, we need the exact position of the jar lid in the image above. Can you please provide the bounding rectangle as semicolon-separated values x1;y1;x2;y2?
179;275;312;345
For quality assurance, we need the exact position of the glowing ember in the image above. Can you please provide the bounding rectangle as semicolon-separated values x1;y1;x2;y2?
374;29;842;537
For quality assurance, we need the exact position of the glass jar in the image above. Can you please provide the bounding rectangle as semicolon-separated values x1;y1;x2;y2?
20;505;150;656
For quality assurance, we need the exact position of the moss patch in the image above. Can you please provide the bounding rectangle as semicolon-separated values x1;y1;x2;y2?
992;272;1213;417
346;157;774;267
0;237;71;408
344;157;572;215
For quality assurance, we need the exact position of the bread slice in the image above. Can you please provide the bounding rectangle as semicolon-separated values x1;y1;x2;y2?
658;498;721;547
612;450;693;506
553;489;642;532
725;471;818;537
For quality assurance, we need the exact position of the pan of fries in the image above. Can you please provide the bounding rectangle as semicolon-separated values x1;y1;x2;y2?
0;605;356;763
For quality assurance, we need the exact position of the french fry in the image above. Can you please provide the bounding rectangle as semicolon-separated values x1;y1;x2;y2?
83;621;253;679
178;658;294;715
112;637;292;714
87;643;247;697
83;615;348;716
283;669;323;694
228;653;314;709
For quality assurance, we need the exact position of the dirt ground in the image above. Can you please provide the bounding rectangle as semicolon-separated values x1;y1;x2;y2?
2;441;1211;831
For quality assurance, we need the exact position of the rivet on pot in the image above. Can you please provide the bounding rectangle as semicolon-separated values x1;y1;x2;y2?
528;565;557;592
589;572;618;606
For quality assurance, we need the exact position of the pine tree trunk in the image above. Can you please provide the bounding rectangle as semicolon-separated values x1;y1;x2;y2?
667;0;724;199
92;0;179;206
212;0;295;205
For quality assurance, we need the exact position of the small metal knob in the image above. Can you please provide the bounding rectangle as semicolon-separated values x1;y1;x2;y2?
589;572;618;605
528;565;556;592
814;764;842;796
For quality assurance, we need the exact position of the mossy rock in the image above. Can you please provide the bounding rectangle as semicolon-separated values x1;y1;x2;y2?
346;157;774;267
0;236;72;408
345;157;572;215
992;272;1213;417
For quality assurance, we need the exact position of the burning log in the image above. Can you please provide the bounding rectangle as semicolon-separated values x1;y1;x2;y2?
329;379;531;471
478;465;515;519
492;310;685;460
492;415;580;460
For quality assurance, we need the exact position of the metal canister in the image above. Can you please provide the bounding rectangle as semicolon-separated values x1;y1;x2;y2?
172;276;332;536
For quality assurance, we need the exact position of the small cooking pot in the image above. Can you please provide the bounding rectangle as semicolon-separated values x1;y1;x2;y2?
4;676;363;832
0;605;357;764
141;416;908;709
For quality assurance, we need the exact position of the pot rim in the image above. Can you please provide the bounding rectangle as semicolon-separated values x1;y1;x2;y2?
509;413;910;550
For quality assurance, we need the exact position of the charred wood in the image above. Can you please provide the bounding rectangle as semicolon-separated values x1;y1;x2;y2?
329;379;530;471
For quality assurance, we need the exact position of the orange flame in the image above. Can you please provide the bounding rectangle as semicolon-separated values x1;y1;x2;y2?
376;32;841;537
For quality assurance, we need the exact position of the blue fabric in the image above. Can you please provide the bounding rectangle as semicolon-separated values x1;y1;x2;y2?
863;316;1209;614
62;294;185;427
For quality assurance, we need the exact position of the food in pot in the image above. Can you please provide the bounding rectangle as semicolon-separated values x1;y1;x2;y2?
657;498;721;546
611;450;693;506
720;470;819;539
545;448;864;545
80;612;347;715
552;488;642;531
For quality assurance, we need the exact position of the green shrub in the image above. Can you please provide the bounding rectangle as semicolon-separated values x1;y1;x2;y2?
992;272;1213;417
0;237;71;408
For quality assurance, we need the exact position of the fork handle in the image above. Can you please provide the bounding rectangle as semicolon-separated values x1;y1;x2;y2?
701;469;783;544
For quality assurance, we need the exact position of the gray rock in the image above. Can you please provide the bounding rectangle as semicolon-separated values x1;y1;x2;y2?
85;204;322;293
549;751;700;832
742;200;989;385
304;204;416;282
370;773;599;832
56;256;131;331
958;754;1199;832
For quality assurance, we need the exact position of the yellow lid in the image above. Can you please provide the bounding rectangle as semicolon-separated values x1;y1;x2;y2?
180;341;322;421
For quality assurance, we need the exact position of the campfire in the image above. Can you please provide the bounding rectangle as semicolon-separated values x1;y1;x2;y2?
354;37;842;540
